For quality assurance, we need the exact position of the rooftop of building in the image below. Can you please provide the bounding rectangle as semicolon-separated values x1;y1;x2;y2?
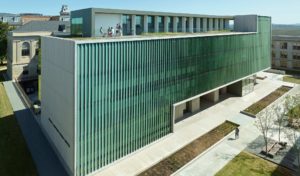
72;7;234;19
13;21;70;33
272;35;300;41
58;31;256;44
0;13;19;17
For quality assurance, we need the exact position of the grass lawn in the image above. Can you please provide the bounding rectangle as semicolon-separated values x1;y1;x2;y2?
283;76;300;84
0;81;37;175
243;86;292;116
139;121;238;176
215;151;293;176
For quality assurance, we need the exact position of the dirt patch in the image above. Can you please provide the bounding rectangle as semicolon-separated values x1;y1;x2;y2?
139;121;238;176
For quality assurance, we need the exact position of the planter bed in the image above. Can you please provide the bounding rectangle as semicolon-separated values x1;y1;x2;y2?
243;86;292;116
139;121;238;176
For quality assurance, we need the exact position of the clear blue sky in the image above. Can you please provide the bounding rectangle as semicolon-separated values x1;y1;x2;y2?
1;0;299;24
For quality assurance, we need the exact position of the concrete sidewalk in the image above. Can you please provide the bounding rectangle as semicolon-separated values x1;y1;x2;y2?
174;113;259;176
3;81;67;176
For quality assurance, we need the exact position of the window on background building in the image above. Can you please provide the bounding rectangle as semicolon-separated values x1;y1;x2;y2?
58;24;66;32
22;42;30;56
148;16;155;33
135;15;144;35
280;42;287;49
212;19;215;30
293;45;300;50
293;54;300;60
122;15;132;35
71;17;83;36
280;51;287;59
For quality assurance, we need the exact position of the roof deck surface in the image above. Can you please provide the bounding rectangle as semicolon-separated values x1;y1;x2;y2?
65;31;257;43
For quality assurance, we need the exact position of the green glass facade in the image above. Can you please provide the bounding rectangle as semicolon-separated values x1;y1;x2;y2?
75;16;271;175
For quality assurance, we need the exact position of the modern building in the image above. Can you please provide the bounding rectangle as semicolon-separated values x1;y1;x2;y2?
41;8;271;176
70;8;233;37
0;13;22;26
7;21;70;81
272;35;300;72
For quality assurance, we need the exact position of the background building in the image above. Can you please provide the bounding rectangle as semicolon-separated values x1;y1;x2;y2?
7;21;70;81
41;8;271;176
60;5;70;21
71;8;232;37
272;35;300;72
0;13;22;26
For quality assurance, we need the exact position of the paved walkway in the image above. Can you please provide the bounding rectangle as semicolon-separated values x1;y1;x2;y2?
3;81;67;176
174;73;300;176
94;73;295;176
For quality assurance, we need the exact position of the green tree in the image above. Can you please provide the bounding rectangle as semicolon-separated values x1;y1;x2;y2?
0;22;14;65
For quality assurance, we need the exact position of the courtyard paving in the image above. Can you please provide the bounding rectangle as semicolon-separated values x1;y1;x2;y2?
94;72;296;176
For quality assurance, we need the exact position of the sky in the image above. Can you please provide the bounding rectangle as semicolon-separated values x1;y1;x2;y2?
1;0;299;24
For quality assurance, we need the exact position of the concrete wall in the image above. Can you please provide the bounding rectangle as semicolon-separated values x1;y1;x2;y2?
175;103;186;122
41;36;75;175
94;13;122;37
203;90;219;102
234;15;258;32
71;8;93;37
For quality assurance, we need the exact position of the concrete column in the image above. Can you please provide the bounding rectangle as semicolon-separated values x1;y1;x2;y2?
131;15;136;35
182;17;186;32
196;18;201;32
154;16;159;32
175;103;186;121
173;17;178;32
190;97;200;113
208;18;213;31
30;40;35;58
143;15;148;33
202;18;207;32
164;16;169;32
16;41;21;62
224;19;230;30
214;18;219;31
220;19;224;30
203;90;219;102
189;17;193;33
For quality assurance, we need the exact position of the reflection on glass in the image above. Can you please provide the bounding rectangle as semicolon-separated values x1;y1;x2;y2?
148;16;155;33
122;15;132;35
71;17;83;36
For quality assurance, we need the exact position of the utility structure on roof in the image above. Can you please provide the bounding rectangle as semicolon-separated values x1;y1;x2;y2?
40;8;271;176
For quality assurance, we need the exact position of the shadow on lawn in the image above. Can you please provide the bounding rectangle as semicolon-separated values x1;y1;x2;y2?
0;114;37;176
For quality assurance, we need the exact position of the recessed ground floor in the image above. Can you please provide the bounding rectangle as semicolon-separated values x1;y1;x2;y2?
94;72;293;176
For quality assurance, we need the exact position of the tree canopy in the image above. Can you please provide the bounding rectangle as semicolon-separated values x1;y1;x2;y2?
0;22;13;62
